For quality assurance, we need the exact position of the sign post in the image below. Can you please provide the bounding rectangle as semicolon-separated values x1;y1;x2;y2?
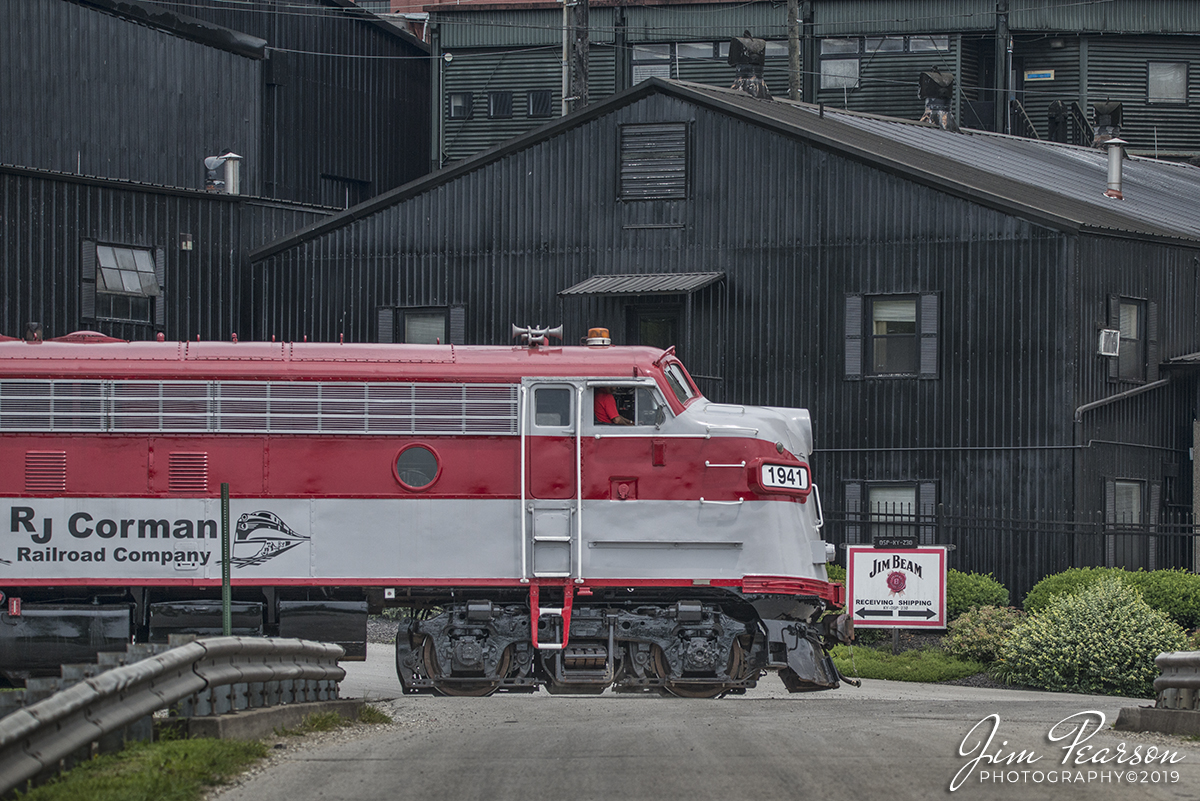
221;482;231;637
847;545;948;629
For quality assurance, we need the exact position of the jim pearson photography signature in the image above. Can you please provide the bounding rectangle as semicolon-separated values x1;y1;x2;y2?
950;711;1186;791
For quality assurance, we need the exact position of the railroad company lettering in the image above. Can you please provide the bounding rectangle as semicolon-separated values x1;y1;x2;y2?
10;506;217;544
869;554;924;579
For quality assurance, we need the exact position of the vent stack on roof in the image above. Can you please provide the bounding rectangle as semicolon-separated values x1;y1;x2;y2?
918;71;959;133
728;33;771;100
1093;102;1123;148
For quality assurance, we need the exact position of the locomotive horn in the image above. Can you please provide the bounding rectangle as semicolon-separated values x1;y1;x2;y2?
511;324;563;347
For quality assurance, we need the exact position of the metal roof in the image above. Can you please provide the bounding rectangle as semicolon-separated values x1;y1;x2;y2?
559;272;725;296
669;81;1200;245
251;77;1200;260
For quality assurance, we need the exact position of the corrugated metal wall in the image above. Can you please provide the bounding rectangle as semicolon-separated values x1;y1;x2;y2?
1009;0;1200;33
0;168;329;342
173;0;431;203
813;0;994;36
252;91;1198;527
0;0;262;193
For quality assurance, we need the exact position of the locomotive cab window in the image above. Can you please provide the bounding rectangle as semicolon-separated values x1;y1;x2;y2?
533;387;572;427
663;363;696;404
593;386;665;426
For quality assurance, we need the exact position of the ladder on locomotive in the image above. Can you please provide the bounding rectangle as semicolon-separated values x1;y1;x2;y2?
519;381;584;651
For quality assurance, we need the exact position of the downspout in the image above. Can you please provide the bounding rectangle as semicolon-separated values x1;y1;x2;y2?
994;0;1009;133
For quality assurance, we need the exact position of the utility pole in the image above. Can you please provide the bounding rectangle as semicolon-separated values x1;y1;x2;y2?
571;0;589;109
787;0;799;100
994;0;1010;133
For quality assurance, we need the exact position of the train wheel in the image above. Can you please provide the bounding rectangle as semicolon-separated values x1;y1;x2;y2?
423;637;510;698
655;640;744;699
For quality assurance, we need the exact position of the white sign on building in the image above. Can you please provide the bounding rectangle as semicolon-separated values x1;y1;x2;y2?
846;545;948;628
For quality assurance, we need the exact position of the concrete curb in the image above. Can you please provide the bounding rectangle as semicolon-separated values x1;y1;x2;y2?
1114;705;1200;736
180;700;364;740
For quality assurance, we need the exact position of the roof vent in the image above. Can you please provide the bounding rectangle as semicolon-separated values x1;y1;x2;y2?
728;32;771;100
1092;102;1123;147
1104;137;1127;200
204;151;243;195
918;71;959;132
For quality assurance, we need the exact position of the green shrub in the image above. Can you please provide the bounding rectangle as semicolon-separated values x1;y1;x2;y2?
943;606;1024;664
1024;567;1200;629
946;570;1010;620
826;563;846;584
831;644;984;683
994;576;1187;697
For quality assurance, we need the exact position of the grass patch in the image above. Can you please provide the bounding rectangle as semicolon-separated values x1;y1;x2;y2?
832;645;985;683
12;738;267;801
357;704;392;725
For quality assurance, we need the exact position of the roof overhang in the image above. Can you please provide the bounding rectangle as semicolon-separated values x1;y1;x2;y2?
559;272;724;297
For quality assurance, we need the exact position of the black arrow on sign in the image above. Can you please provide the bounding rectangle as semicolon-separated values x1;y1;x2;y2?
897;609;937;619
855;608;895;617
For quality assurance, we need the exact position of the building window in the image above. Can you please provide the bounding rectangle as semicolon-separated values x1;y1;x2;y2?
632;44;672;83
528;89;554;118
820;38;860;90
488;91;513;119
619;123;687;200
1107;295;1157;383
377;306;465;345
909;35;949;52
844;481;936;545
84;243;161;326
1148;62;1187;104
869;297;918;375
845;293;938;379
448;92;473;120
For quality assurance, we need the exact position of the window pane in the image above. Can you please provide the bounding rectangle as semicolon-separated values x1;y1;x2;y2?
821;58;859;90
763;41;789;58
120;270;142;293
139;272;161;297
528;89;554;118
114;247;137;272
909;36;948;51
100;268;122;292
869;485;916;516
488;91;513;119
873;337;918;373
396;446;439;489
676;42;713;59
866;36;905;53
534;388;571;427
1149;62;1186;102
633;44;671;60
448;93;472;119
873;299;917;325
1119;302;1139;339
405;312;446;345
133;250;156;273
97;245;118;269
1114;481;1143;524
821;38;859;55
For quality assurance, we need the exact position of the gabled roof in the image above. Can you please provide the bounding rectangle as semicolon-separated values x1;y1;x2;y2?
251;77;1200;260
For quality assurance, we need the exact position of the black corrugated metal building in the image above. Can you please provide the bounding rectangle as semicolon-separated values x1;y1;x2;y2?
426;0;1200;164
250;78;1200;597
1;0;431;341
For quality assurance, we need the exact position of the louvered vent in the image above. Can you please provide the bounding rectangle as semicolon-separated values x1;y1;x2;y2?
25;451;66;493
168;452;208;494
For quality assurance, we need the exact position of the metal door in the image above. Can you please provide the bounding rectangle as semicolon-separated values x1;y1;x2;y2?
521;382;581;580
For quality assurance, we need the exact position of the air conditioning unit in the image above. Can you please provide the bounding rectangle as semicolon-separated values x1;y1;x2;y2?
1098;329;1120;357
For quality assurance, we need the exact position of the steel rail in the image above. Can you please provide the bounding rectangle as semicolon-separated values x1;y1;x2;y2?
0;636;344;795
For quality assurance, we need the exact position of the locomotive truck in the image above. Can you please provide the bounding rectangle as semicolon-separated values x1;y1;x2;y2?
0;327;852;696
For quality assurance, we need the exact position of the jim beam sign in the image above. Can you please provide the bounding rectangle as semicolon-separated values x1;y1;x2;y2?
847;545;947;628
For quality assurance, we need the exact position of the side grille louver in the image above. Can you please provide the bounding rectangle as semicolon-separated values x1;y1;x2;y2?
168;452;209;494
25;451;66;493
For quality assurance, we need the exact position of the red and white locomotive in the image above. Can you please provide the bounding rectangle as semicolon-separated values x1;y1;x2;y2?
0;327;851;695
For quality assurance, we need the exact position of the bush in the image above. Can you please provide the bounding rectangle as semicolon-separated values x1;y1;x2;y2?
1024;567;1200;629
994;576;1187;697
946;570;1010;620
943;606;1024;664
826;563;846;584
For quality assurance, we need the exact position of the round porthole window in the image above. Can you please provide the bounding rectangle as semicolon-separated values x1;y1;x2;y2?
394;445;440;490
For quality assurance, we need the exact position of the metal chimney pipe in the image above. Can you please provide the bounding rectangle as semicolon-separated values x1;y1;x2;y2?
222;152;243;196
1104;138;1126;200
